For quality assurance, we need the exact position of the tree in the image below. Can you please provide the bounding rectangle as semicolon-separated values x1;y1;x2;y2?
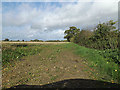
91;20;118;49
93;20;117;40
4;38;9;41
64;26;80;42
74;30;93;44
34;39;39;42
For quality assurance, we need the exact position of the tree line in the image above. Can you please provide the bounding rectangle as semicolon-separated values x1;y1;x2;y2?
3;39;67;42
64;20;119;50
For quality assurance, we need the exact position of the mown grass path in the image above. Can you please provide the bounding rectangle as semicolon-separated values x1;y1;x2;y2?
2;43;120;88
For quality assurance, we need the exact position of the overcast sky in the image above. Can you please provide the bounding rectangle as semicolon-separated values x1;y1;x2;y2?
2;0;118;41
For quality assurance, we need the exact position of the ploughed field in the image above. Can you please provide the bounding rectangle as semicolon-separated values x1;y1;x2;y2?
2;42;120;88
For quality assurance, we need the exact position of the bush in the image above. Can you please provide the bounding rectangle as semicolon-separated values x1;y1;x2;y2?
30;39;43;42
4;38;9;41
66;20;118;50
45;40;61;42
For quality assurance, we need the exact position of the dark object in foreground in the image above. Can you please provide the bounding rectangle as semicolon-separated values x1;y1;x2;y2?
7;79;120;89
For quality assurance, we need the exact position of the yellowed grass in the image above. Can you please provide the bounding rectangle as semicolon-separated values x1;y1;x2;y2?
2;42;69;44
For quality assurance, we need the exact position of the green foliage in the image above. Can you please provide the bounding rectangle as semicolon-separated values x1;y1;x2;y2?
4;38;9;41
74;30;93;45
45;40;61;42
89;20;118;49
2;44;42;67
65;20;118;50
30;39;43;42
33;39;39;42
64;26;80;42
45;40;68;42
98;49;119;65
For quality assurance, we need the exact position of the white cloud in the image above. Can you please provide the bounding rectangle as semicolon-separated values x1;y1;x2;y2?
2;0;119;2
2;1;118;40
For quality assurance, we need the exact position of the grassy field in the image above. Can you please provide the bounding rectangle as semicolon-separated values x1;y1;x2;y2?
2;42;120;88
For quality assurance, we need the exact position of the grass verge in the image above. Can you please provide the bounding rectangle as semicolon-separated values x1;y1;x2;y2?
66;43;120;84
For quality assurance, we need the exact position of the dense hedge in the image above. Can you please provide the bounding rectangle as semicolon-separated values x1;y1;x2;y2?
64;20;118;50
64;20;119;65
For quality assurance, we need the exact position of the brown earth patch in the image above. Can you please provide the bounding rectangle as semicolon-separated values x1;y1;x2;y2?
2;44;117;89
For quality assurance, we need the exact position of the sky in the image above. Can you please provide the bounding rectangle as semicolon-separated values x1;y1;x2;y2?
2;0;119;41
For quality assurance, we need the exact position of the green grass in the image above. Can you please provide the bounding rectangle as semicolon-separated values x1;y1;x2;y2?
67;43;120;84
2;43;44;67
2;43;64;67
2;43;120;84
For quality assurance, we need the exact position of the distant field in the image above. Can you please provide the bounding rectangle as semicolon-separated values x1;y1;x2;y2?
2;42;69;44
